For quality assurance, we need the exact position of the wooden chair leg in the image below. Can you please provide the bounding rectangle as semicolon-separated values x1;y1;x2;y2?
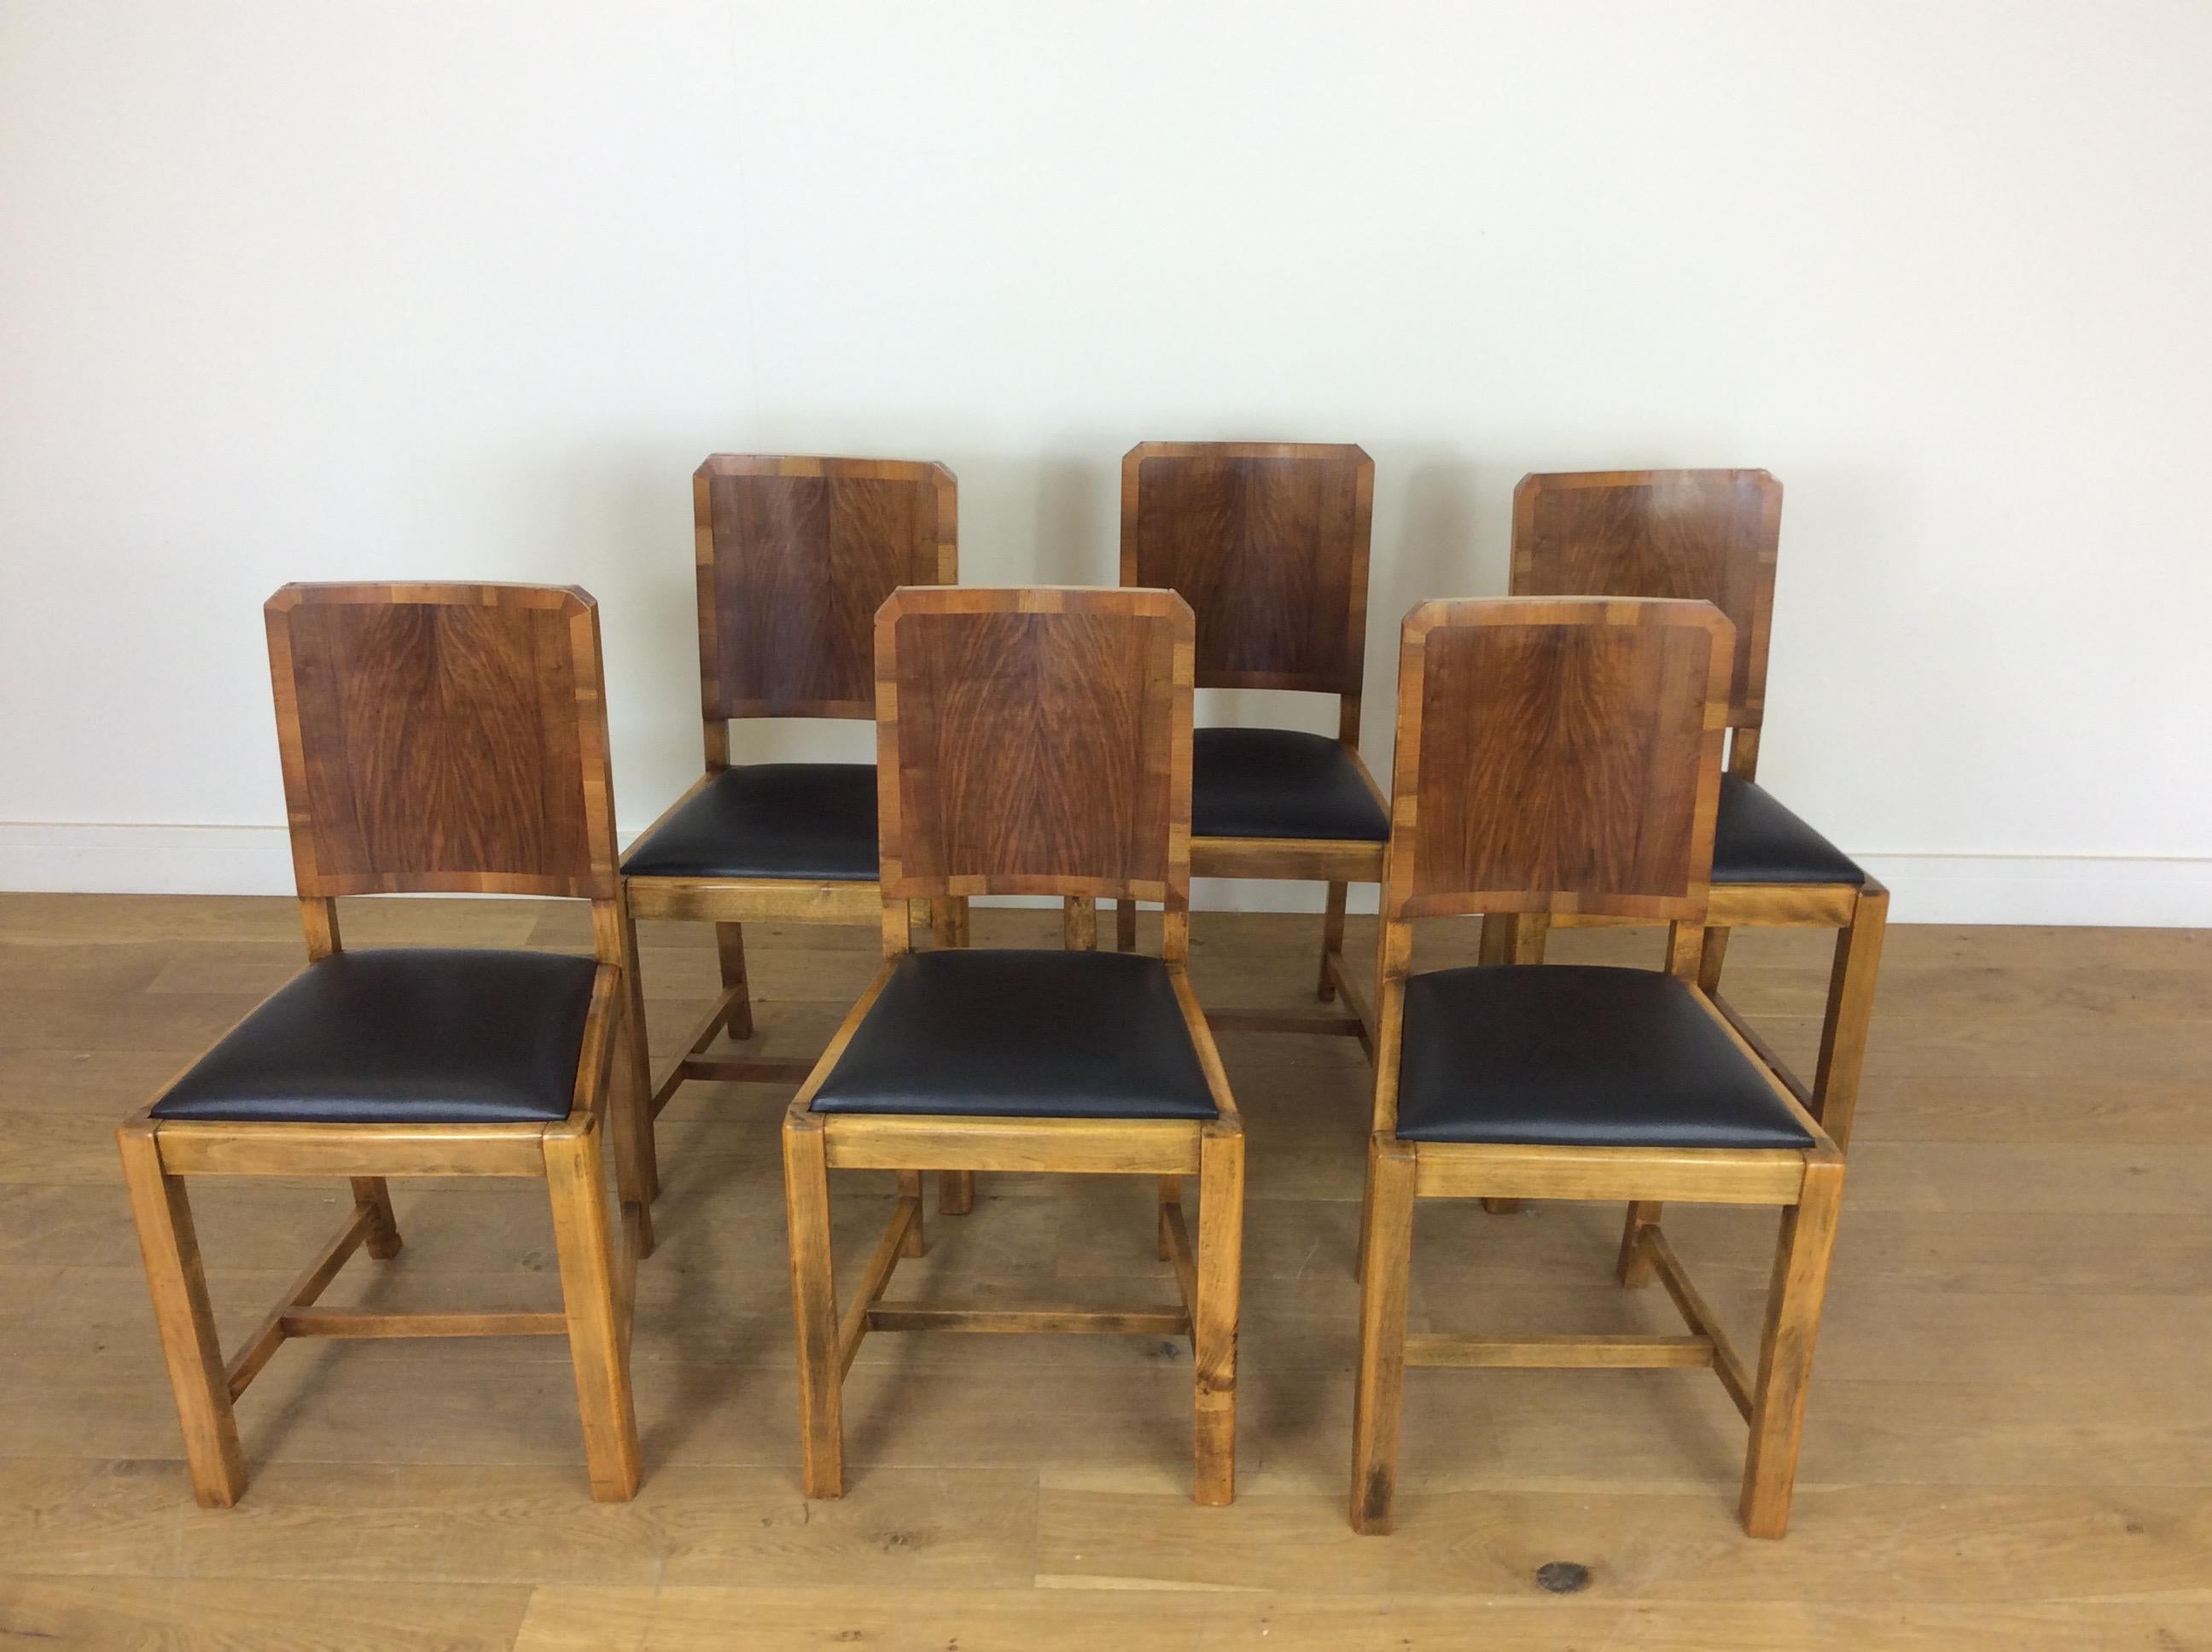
897;1171;929;1255
117;1122;247;1509
1478;913;1513;965
1192;1124;1244;1507
1616;1200;1662;1286
1697;924;1732;995
349;1178;403;1259
716;921;754;1041
616;905;662;1210
545;1123;641;1503
1317;881;1349;1001
1157;1174;1181;1261
1350;1137;1416;1534
783;1113;844;1498
1064;896;1097;951
932;896;971;950
941;1171;975;1215
1115;899;1138;953
1353;1137;1376;1284
1740;1156;1845;1538
1812;882;1888;1153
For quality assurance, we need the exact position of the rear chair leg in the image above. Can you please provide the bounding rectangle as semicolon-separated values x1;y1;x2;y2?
1115;899;1138;953
1192;1123;1244;1506
1740;1156;1845;1537
716;921;754;1041
1064;897;1097;951
1350;1137;1417;1534
1317;881;1348;1001
896;1171;929;1255
1697;925;1732;996
783;1114;844;1498
1157;1174;1181;1261
941;1171;975;1215
545;1122;640;1502
349;1177;402;1259
118;1123;247;1509
615;905;662;1216
1616;1201;1662;1286
932;896;970;951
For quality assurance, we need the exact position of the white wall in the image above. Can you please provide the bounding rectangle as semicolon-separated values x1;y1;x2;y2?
4;1;2209;922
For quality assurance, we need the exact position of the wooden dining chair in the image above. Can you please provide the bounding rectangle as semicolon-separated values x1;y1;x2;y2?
1498;470;1887;1151
783;586;1246;1505
1096;442;1388;1048
118;582;643;1508
621;457;968;1239
1351;597;1845;1540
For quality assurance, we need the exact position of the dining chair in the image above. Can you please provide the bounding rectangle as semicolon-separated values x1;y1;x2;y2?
782;585;1246;1505
620;456;968;1240
1497;469;1888;1151
1091;442;1388;1047
1351;596;1845;1539
118;582;643;1507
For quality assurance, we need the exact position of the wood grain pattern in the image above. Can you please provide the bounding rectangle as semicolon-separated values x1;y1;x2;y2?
1387;597;1734;923
265;585;617;900
1511;469;1780;729
875;587;1194;906
1121;443;1372;695
695;455;956;721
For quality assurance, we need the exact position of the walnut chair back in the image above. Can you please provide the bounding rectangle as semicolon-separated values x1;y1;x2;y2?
871;585;1196;959
694;455;958;747
265;581;622;963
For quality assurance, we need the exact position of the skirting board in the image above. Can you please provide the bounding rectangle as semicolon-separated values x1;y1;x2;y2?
0;823;2209;928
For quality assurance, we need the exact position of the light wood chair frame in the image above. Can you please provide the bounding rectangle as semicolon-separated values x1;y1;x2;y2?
1092;441;1387;1051
783;586;1246;1505
622;456;970;1238
1492;470;1888;1153
119;583;643;1508
1351;597;1846;1540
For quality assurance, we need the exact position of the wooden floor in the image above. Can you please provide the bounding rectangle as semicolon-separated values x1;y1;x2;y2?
1;895;2208;1649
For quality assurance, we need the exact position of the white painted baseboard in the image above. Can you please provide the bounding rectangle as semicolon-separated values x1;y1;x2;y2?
1;823;2207;927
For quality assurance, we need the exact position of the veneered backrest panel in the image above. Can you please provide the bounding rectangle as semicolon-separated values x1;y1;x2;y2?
265;584;616;899
696;456;957;719
1121;443;1371;695
1511;469;1779;727
1386;598;1732;922
876;588;1193;903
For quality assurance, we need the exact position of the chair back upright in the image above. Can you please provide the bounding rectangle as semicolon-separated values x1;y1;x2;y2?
1372;596;1735;1127
870;586;1196;961
1121;443;1372;741
263;581;621;963
694;456;958;757
1511;469;1780;774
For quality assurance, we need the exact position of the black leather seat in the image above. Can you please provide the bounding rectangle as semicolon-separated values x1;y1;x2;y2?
152;949;597;1126
621;764;879;882
1394;964;1813;1149
1190;728;1389;842
1713;777;1862;887
811;950;1218;1120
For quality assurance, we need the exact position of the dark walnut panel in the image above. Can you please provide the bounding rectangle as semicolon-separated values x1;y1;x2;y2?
1123;445;1371;694
271;592;605;897
878;596;1190;901
1397;601;1730;921
1512;470;1780;728
697;459;954;719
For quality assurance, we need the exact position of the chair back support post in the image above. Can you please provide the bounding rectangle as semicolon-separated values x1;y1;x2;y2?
263;582;624;966
1511;469;1780;772
693;456;958;761
870;586;1196;961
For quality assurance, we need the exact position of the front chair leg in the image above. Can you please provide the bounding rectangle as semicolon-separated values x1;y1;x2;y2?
1193;1123;1244;1506
545;1122;641;1503
117;1122;247;1508
1350;1137;1417;1534
349;1178;403;1259
1317;881;1348;1001
1740;1156;1845;1537
783;1113;844;1498
615;905;662;1215
1812;881;1889;1153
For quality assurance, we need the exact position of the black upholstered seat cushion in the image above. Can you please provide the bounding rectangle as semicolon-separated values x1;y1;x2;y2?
1190;727;1389;843
152;949;597;1126
1395;964;1813;1149
1713;777;1863;887
621;764;879;882
811;950;1219;1120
